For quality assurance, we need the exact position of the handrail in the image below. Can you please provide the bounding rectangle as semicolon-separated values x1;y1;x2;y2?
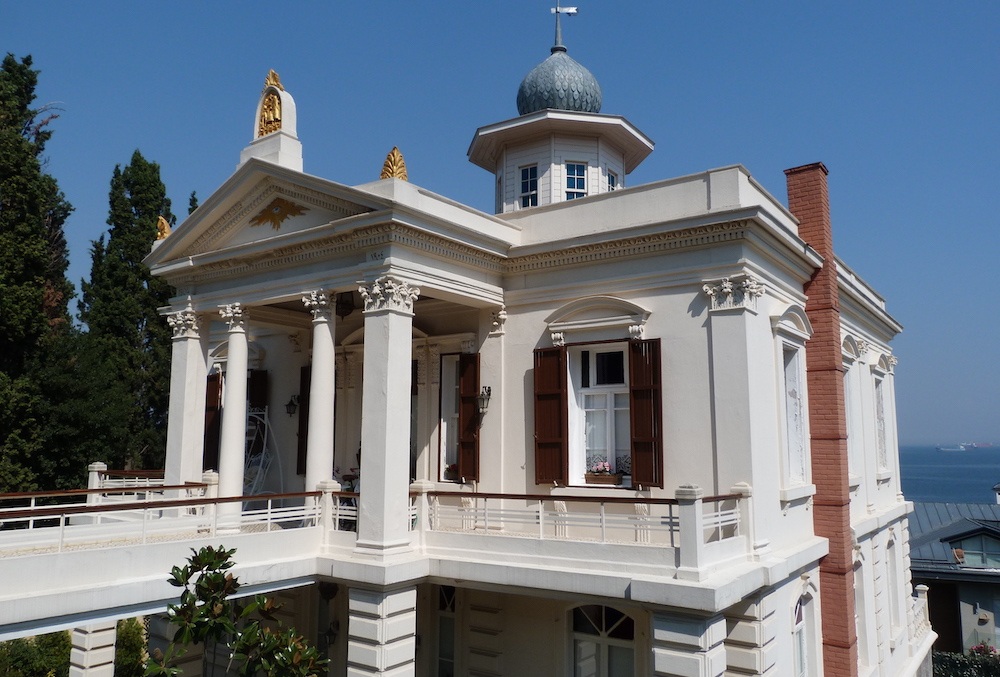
0;483;209;501
0;491;321;521
425;490;743;505
102;469;165;478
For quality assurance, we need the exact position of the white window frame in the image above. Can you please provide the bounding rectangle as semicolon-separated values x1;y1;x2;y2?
568;343;630;484
772;308;813;497
439;354;461;482
436;585;457;676
570;605;636;677
607;169;618;191
566;162;587;200
520;164;538;208
842;337;862;488
793;598;809;677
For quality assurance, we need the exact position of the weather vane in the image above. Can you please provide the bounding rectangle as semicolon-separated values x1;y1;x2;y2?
551;2;579;49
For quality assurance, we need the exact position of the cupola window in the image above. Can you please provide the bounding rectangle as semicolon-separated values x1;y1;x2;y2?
566;163;587;200
520;165;539;207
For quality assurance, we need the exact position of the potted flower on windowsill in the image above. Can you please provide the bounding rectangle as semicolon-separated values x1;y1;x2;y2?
585;461;620;485
444;463;459;482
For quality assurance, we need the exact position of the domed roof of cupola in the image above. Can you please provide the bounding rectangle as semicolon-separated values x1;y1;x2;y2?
516;45;602;116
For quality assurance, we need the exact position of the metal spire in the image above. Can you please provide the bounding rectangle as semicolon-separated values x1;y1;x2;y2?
551;3;578;53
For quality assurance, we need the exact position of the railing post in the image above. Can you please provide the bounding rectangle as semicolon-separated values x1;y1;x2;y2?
409;480;434;547
201;471;219;531
318;479;341;545
730;482;755;556
87;462;107;507
676;484;705;581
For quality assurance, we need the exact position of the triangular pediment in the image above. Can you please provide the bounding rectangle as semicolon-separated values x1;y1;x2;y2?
146;159;387;268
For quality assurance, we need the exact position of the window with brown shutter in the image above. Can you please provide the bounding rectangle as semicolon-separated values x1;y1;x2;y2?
533;346;568;484
296;365;311;476
533;339;663;487
457;353;480;481
629;339;663;488
203;372;223;471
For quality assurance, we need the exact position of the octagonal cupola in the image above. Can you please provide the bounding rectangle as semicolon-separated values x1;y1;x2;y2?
468;6;653;214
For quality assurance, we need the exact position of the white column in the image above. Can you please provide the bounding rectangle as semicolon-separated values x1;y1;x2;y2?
218;303;249;501
347;586;417;676
357;276;419;551
164;307;208;487
69;621;117;677
651;612;727;677
303;290;336;492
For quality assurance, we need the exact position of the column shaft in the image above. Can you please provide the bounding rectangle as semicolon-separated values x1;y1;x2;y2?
304;291;336;492
69;621;117;677
164;309;208;487
218;304;249;499
347;586;417;676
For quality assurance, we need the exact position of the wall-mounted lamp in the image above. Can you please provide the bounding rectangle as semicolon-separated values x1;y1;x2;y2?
477;386;492;416
335;291;356;319
285;395;300;416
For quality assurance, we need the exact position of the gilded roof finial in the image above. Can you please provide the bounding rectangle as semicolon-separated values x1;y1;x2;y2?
263;69;284;93
380;147;409;181
155;215;171;241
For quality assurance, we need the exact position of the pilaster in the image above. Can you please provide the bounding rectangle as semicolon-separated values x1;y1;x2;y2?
356;276;420;551
69;621;117;677
651;611;727;677
347;586;417;676
164;307;209;487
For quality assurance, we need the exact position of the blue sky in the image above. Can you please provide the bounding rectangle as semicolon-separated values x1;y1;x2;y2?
3;1;997;445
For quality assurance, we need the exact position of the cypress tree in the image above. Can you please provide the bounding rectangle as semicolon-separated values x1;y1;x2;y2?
79;151;174;470
0;54;74;491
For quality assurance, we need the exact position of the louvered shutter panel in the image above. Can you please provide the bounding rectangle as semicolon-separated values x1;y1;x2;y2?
296;365;311;476
457;353;480;482
203;372;223;471
248;369;268;409
629;339;663;488
533;346;568;485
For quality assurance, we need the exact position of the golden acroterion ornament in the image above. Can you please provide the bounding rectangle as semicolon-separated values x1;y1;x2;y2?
249;197;308;230
155;215;172;240
379;146;408;181
257;69;284;137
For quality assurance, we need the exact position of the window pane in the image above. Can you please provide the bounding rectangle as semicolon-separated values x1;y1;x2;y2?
574;639;599;677
439;616;455;658
581;350;590;388
606;611;633;640
586;406;608;454
614;409;630;455
573;606;602;634
608;646;634;676
595;351;625;385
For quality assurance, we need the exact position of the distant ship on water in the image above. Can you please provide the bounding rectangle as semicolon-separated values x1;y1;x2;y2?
935;442;995;451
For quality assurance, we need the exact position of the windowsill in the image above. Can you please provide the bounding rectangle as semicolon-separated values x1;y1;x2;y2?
779;484;816;503
875;470;892;483
848;474;862;489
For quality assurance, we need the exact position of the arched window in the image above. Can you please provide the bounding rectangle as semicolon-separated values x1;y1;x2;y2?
571;605;635;677
793;598;808;677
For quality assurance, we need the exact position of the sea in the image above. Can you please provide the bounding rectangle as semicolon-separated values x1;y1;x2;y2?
900;444;1000;504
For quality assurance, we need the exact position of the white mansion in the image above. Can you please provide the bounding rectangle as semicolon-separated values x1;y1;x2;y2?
0;20;932;677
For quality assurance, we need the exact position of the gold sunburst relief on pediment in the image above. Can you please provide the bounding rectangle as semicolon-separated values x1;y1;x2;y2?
249;197;308;230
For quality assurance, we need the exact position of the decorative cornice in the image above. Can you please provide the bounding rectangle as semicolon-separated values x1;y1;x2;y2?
167;309;199;338
219;303;247;330
358;275;420;314
703;273;765;313
302;290;332;320
505;220;750;274
175;222;505;287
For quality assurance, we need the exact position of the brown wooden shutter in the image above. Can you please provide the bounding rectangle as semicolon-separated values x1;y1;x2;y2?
457;353;480;482
203;372;223;472
248;369;268;409
533;346;568;485
296;365;311;476
629;338;663;488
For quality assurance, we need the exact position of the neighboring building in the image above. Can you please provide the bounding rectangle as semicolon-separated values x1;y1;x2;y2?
0;15;933;677
909;500;1000;653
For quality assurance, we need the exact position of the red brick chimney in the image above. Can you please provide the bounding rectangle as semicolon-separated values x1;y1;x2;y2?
784;163;858;677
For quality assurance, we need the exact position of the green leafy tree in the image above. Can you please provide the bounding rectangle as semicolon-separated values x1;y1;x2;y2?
0;53;74;491
0;630;71;677
116;617;148;677
147;546;327;677
79;150;174;470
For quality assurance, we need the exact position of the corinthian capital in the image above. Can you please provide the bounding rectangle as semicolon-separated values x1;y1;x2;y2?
302;290;332;319
358;275;420;313
219;303;247;330
167;309;199;339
